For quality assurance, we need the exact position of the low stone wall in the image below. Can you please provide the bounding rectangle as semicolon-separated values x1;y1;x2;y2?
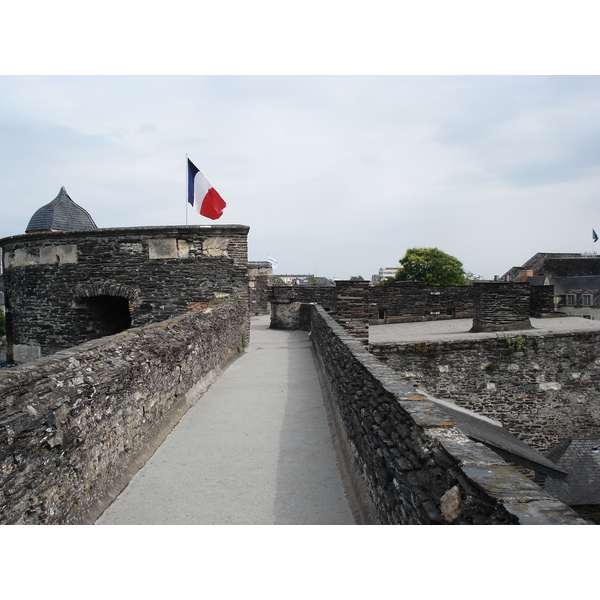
247;261;273;313
530;285;556;317
0;300;248;525
371;331;600;455
369;282;473;324
308;305;585;524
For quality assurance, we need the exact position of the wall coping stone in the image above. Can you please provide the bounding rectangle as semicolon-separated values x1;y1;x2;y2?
309;304;588;524
0;224;250;247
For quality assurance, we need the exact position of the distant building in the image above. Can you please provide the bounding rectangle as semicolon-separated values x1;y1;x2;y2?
276;274;313;285
274;274;332;286
373;267;399;284
503;252;600;320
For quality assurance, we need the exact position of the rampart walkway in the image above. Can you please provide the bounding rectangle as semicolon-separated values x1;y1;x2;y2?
96;315;355;525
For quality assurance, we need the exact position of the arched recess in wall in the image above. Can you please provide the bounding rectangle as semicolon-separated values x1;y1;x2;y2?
73;283;139;341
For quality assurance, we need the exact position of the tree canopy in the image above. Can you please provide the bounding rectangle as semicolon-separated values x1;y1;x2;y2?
382;247;467;286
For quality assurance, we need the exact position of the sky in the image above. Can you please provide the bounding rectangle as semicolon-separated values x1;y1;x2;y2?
2;74;600;281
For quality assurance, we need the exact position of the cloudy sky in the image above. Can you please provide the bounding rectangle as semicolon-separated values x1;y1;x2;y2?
2;75;599;281
1;4;599;284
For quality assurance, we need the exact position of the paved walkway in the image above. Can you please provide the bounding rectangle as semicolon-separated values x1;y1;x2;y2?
96;315;355;525
369;315;600;344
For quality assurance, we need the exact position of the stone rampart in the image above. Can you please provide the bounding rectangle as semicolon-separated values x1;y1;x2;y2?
1;225;249;362
371;331;600;455
269;285;337;311
307;305;585;524
369;282;474;324
0;300;248;525
530;285;556;317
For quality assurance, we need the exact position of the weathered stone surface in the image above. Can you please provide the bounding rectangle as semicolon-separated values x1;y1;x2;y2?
0;300;248;525
373;331;600;454
440;484;462;523
307;304;586;524
470;282;532;332
0;225;249;362
247;261;273;313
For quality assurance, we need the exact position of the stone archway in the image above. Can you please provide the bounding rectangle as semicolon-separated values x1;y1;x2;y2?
73;283;138;341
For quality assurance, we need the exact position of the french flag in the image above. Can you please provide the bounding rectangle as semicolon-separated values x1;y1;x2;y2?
187;158;226;220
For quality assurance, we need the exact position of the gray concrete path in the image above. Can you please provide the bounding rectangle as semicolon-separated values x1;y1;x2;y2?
96;315;355;525
369;315;600;344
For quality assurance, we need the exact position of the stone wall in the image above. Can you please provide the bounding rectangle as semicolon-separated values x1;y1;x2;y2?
307;305;585;524
369;282;474;324
530;285;556;317
332;281;370;343
371;331;600;455
247;261;272;313
268;284;337;311
470;282;532;332
0;300;248;525
1;225;249;362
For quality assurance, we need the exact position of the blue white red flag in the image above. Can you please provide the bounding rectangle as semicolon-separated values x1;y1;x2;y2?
593;229;598;243
187;158;226;220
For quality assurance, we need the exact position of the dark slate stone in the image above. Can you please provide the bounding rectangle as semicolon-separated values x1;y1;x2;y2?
26;187;97;233
545;438;600;505
431;399;568;479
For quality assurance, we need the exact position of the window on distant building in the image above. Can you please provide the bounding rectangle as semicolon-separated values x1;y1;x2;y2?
583;294;592;306
566;294;576;305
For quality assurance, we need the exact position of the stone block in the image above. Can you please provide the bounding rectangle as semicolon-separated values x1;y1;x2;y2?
148;238;179;259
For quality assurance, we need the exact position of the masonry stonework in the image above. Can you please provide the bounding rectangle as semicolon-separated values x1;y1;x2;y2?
371;330;600;455
1;225;249;363
470;282;532;332
0;301;248;525
247;261;273;313
369;282;473;324
307;305;584;524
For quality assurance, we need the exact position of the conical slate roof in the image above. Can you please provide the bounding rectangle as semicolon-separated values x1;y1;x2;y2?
26;187;98;233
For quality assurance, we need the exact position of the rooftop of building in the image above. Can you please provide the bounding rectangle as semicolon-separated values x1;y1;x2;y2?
26;187;98;233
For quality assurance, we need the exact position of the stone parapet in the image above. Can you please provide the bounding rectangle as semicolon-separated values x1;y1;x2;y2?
470;282;532;332
0;300;248;524
307;305;586;524
372;330;600;455
369;282;473;324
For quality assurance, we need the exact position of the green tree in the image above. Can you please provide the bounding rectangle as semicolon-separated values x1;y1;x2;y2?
387;247;467;286
0;311;5;336
350;275;365;281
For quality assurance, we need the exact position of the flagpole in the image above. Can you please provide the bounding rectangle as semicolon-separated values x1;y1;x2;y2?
185;154;188;225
